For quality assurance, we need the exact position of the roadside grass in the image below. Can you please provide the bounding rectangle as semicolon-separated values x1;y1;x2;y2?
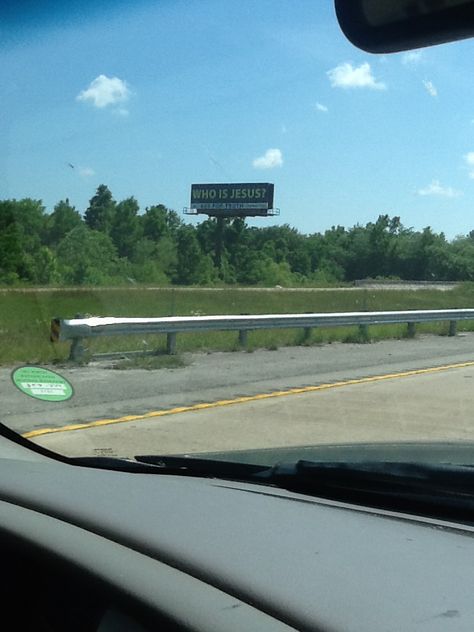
1;284;474;365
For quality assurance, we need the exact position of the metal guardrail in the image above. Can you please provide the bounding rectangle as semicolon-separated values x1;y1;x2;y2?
50;309;474;362
354;280;459;287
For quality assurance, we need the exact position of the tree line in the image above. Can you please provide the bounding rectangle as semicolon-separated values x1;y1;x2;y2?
1;184;474;286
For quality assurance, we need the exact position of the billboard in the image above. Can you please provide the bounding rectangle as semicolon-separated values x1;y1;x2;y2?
190;183;274;216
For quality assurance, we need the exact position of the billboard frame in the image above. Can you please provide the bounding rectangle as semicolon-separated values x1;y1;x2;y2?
185;182;278;218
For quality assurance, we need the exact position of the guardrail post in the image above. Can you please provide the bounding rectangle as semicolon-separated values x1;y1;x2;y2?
407;322;416;338
69;337;86;362
239;313;250;348
449;320;457;337
358;324;369;341
69;313;86;362
238;329;248;348
303;327;312;342
167;332;177;355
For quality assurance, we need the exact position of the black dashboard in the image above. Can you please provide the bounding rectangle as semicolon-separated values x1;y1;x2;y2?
1;438;474;631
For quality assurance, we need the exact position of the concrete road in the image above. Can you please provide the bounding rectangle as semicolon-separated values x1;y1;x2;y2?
32;362;474;458
0;332;468;458
2;333;474;434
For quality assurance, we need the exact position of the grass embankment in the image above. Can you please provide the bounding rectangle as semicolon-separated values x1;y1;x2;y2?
1;285;474;365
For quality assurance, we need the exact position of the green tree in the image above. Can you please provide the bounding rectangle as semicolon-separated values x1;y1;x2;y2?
366;214;401;278
84;185;116;233
110;197;141;259
0;199;46;282
175;225;217;285
56;226;118;284
155;236;178;277
196;217;219;257
32;246;61;284
445;237;474;280
44;199;82;246
142;204;182;241
0;203;24;282
315;225;349;280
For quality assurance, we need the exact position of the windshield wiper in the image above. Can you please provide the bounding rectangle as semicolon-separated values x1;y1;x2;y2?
72;454;474;524
136;456;474;523
71;454;269;478
255;460;474;524
134;454;270;477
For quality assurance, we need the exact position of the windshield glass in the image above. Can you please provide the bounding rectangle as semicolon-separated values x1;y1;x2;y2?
3;0;474;466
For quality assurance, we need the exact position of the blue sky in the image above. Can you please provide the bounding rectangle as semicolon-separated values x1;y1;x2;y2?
2;0;474;238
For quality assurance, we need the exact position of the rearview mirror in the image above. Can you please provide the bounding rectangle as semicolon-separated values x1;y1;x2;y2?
335;0;474;53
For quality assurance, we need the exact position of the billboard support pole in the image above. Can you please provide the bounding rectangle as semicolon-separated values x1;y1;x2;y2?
185;184;279;280
215;216;225;274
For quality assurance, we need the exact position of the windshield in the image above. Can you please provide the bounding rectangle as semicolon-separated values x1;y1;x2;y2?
3;0;474;468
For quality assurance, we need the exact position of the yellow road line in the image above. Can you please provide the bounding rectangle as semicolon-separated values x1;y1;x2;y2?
23;360;474;439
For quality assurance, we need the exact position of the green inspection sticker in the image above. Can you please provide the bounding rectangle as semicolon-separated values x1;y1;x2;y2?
11;366;74;402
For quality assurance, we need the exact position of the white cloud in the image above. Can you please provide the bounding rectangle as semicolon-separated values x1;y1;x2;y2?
417;180;461;198
464;152;474;178
78;167;95;178
402;51;423;65
315;102;328;112
423;79;437;97
114;107;130;117
252;148;283;169
327;62;386;90
77;75;130;109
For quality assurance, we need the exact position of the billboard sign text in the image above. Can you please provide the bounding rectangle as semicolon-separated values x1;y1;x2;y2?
190;183;274;216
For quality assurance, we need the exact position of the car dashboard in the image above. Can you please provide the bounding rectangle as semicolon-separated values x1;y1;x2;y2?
1;438;474;631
